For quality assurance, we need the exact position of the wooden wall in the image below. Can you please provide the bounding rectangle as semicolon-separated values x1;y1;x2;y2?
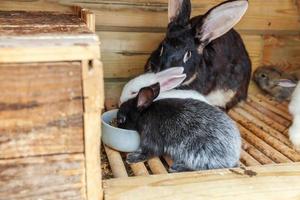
1;0;300;99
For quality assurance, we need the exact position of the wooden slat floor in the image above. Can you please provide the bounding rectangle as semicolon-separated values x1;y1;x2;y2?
101;93;300;179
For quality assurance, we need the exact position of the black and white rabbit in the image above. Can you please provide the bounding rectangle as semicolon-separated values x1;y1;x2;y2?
142;0;251;110
117;81;241;172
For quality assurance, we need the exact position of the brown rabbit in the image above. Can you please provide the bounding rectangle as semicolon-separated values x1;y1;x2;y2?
253;66;298;101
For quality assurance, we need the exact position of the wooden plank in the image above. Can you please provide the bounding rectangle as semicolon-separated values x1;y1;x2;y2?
82;60;104;112
0;11;86;28
82;60;103;200
0;44;100;63
0;0;73;12
147;157;168;174
0;62;84;159
54;0;300;33
102;52;147;79
104;145;128;178
104;81;126;101
84;113;102;200
233;107;292;147
255;93;289;115
237;123;291;163
263;35;300;68
0;154;86;200
103;163;300;200
246;98;291;127
240;150;261;166
248;95;292;121
230;111;300;162
81;9;96;32
99;32;262;78
242;139;274;165
163;156;173;167
0;10;100;63
130;163;149;176
239;102;287;132
0;11;93;36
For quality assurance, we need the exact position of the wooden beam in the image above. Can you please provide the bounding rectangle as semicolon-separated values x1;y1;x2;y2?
103;163;300;200
0;45;100;63
82;60;103;200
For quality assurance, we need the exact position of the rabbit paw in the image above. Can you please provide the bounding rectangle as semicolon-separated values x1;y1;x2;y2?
169;162;190;173
126;152;147;164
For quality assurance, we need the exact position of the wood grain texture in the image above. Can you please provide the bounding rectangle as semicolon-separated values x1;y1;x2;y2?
240;150;260;166
230;110;300;162
233;107;292;148
245;98;291;127
103;163;300;200
0;11;86;28
84;113;102;200
104;145;128;178
0;154;86;200
82;59;103;200
237;124;291;164
0;62;84;159
238;102;287;132
53;0;300;33
0;0;73;12
104;81;126;102
99;32;262;78
0;44;100;63
263;35;300;68
0;10;100;63
242;139;274;165
0;11;92;36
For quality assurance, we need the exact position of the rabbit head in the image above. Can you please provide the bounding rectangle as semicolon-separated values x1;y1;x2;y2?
119;67;186;105
117;82;160;130
253;66;298;101
145;0;249;83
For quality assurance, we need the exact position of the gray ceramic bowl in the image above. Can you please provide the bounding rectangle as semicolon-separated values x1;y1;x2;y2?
101;109;140;152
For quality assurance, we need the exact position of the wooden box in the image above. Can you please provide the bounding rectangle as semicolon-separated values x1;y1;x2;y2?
1;1;300;200
0;7;103;200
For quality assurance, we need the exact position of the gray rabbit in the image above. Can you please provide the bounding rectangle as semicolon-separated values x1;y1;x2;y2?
253;66;298;101
117;82;241;172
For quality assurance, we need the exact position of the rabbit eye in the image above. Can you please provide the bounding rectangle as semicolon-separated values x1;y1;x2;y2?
117;115;126;125
260;74;267;78
160;46;164;56
131;91;137;95
183;51;192;63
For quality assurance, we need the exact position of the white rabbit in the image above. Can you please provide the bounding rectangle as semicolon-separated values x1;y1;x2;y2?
289;82;300;150
119;67;209;106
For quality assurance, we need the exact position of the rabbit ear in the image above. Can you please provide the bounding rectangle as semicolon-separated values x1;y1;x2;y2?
156;67;184;78
168;0;191;24
196;0;248;46
276;79;297;88
137;83;160;110
155;67;186;92
159;74;187;92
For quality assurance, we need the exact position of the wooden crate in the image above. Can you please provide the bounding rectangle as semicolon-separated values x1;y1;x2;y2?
1;1;300;200
0;7;103;200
